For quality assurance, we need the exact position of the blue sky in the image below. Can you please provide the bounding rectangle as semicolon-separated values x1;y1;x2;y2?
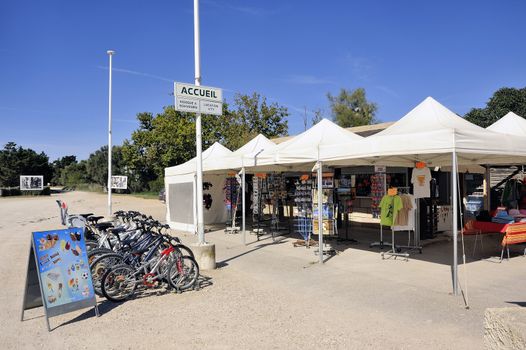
1;0;525;160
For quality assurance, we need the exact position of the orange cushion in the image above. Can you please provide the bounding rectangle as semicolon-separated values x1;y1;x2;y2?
501;223;526;246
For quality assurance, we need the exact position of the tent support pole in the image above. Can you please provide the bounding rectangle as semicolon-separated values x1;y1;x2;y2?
317;161;324;264
484;165;491;210
452;151;459;295
242;167;246;245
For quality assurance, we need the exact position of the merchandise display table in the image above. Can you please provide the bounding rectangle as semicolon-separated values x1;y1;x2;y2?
468;221;526;260
471;221;508;234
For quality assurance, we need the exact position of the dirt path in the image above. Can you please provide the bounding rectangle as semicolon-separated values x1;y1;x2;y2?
1;191;524;349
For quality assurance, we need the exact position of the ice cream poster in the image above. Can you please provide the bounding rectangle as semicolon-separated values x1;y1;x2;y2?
32;228;95;309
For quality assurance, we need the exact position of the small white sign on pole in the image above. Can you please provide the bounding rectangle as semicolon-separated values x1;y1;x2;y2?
374;165;386;173
176;98;200;113
20;175;44;190
111;176;127;190
174;82;223;116
199;100;222;115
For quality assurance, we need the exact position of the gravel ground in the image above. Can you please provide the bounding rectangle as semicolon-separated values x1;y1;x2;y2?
2;191;526;349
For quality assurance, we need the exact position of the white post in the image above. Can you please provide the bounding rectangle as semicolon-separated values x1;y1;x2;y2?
242;166;246;245
452;151;459;295
484;165;491;210
194;0;205;244
106;50;115;217
317;161;324;263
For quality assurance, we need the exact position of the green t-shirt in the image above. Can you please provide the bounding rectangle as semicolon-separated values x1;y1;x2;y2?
380;195;403;227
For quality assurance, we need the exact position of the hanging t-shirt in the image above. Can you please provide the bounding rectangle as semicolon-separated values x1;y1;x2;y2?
379;195;403;227
411;167;432;199
393;194;416;231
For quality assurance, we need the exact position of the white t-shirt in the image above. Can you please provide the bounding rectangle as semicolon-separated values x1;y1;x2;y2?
411;167;432;199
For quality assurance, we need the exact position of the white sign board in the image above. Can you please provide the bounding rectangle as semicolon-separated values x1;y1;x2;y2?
374;165;386;173
174;82;223;116
20;175;44;190
176;98;199;113
175;83;222;102
199;100;222;115
111;176;128;190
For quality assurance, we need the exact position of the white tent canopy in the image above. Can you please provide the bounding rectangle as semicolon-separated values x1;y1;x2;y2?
248;118;363;171
486;111;526;136
208;134;277;172
165;142;233;176
316;96;526;294
233;134;276;157
320;97;526;167
163;97;526;295
223;134;277;243
239;119;364;257
165;142;233;232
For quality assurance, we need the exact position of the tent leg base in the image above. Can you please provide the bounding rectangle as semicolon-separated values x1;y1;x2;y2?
381;250;410;261
370;241;392;249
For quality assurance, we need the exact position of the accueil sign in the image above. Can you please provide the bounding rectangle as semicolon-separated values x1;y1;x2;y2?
174;82;223;116
176;84;222;101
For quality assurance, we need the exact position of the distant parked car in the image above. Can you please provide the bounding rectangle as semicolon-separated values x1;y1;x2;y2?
159;188;166;203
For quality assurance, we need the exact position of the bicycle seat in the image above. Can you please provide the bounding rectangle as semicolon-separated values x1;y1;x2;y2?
95;222;113;230
79;213;94;219
110;227;126;235
87;216;104;224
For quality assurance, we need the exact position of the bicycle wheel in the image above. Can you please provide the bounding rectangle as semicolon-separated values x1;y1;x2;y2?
87;247;113;265
101;264;138;302
167;256;199;291
85;240;98;252
90;253;124;296
174;244;195;259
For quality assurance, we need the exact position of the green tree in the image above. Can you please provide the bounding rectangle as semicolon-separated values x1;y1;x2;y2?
465;87;526;127
61;161;89;186
85;145;126;187
51;155;77;185
230;92;288;148
122;93;289;191
0;142;53;187
122;108;196;191
328;88;378;127
311;108;324;126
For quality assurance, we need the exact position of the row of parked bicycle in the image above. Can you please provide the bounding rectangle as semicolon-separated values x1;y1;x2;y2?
57;200;199;302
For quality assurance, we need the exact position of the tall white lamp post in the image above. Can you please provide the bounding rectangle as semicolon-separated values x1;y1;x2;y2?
189;0;216;270
107;50;115;217
194;0;205;244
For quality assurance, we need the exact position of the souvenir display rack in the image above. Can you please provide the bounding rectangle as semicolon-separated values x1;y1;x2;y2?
370;171;390;248
224;175;241;233
312;173;337;256
293;176;313;245
336;184;356;242
252;175;269;239
268;173;289;241
252;174;289;241
370;172;386;218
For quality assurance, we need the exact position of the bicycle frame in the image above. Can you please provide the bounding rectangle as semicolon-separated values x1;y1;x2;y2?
124;245;176;288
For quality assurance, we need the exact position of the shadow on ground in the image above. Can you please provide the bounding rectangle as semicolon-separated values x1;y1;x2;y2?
213;219;526;267
52;274;213;331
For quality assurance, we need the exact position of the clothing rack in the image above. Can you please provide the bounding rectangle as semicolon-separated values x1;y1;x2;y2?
381;187;423;261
